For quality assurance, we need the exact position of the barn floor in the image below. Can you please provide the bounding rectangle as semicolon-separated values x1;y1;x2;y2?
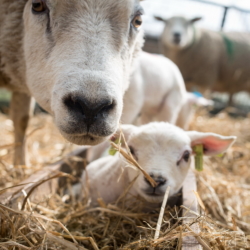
0;111;250;249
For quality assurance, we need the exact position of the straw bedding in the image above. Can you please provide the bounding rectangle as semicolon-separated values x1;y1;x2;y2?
0;111;250;249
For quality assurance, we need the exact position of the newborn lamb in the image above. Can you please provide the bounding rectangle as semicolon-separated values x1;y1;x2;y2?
76;122;236;206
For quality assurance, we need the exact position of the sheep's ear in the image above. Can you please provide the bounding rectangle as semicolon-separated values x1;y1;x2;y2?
190;17;202;23
154;16;166;22
186;131;236;156
110;124;136;144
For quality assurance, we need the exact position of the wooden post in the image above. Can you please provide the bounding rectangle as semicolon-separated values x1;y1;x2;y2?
221;6;229;31
182;168;202;250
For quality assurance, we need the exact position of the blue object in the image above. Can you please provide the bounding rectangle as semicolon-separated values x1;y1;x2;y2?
192;91;203;98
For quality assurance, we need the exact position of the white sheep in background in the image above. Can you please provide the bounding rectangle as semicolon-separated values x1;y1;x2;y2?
77;122;236;206
155;16;250;101
0;0;144;165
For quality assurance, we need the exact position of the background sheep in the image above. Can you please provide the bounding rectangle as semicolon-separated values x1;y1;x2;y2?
0;0;144;165
77;122;236;206
155;16;250;101
122;51;186;125
124;52;213;129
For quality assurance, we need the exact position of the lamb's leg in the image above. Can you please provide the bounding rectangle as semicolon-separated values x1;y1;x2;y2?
228;93;234;106
154;89;184;125
176;104;194;130
10;92;31;165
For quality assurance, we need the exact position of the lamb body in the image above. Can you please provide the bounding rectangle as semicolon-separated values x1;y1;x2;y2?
79;122;236;206
156;16;250;95
122;51;186;125
0;0;144;164
176;92;213;130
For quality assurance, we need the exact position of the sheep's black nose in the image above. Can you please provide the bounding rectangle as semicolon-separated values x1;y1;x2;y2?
173;32;181;39
63;94;115;129
144;175;167;188
173;32;181;44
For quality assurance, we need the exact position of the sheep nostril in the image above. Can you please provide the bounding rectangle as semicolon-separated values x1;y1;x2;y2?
98;100;116;116
63;94;84;116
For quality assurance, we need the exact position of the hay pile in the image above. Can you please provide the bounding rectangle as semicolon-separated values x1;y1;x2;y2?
0;112;250;249
189;111;250;234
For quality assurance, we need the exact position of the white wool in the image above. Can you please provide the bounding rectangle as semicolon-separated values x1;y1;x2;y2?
0;0;144;164
77;122;236;206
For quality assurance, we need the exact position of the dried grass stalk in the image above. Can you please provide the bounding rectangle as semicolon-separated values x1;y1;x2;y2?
110;142;156;187
1;112;250;249
154;185;171;240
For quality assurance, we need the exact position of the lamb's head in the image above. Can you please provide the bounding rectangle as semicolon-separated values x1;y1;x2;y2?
23;0;144;145
154;16;202;50
117;122;236;204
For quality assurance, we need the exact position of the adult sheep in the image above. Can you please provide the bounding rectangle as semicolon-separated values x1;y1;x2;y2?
154;16;250;98
0;0;144;165
75;122;236;206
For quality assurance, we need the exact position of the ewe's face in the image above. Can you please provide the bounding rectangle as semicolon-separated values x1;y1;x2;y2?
161;17;196;50
126;123;192;204
23;0;143;145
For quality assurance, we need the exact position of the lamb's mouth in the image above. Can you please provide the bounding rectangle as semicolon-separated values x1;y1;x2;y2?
173;38;181;44
145;193;164;197
144;190;165;197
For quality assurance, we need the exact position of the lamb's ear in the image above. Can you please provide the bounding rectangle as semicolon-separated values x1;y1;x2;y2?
154;16;166;22
190;17;202;23
186;131;236;156
110;125;136;144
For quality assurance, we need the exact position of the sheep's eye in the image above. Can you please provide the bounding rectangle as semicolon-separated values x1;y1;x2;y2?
32;0;47;13
132;15;142;29
183;151;190;162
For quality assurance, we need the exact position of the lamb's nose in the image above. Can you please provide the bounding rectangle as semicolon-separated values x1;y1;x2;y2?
144;175;167;187
63;94;115;128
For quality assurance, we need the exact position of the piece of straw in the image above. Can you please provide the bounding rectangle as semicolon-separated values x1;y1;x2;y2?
154;186;171;240
110;142;157;188
21;172;72;210
185;224;212;250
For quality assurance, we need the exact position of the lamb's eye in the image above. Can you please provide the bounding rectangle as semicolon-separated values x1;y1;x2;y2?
183;151;190;162
32;0;47;13
132;15;142;29
129;146;135;155
129;146;138;160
